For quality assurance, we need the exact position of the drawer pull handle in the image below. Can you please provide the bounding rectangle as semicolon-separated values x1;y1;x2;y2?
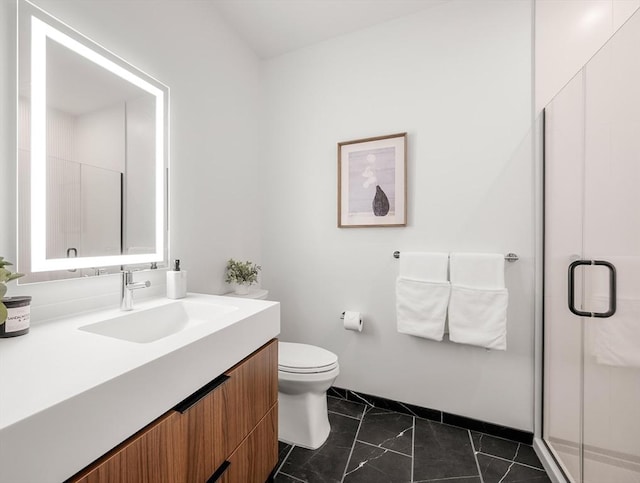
173;374;230;413
207;460;231;483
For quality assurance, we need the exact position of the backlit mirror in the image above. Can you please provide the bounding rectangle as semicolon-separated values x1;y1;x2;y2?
17;0;168;283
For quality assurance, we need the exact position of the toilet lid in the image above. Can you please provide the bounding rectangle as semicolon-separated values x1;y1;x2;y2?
278;342;338;374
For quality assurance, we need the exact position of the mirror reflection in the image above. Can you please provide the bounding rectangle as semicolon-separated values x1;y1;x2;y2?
17;1;168;283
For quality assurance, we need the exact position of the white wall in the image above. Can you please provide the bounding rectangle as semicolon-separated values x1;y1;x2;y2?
536;0;640;111
0;0;263;318
262;0;534;431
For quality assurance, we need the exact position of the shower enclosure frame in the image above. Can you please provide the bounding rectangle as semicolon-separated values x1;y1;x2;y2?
537;10;640;479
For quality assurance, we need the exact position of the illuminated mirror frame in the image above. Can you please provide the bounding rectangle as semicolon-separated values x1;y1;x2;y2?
21;0;169;273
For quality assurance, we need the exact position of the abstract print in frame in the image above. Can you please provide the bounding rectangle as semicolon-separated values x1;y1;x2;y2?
338;132;407;227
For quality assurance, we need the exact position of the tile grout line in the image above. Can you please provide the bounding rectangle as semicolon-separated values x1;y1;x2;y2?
411;415;415;483
466;429;533;446
476;450;546;472
469;430;485;483
274;444;296;477
328;410;362;421
414;476;482;482
348;390;375;407
278;470;307;483
356;438;412;458
497;444;520;483
340;404;368;483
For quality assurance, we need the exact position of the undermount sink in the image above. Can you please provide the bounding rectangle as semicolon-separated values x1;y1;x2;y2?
79;300;238;343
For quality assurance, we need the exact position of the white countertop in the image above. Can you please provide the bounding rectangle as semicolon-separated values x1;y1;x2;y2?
0;293;280;483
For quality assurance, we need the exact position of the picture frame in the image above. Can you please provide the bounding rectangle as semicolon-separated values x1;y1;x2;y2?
338;132;407;227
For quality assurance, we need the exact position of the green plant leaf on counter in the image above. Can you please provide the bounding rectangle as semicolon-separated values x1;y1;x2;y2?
225;259;261;285
0;257;25;325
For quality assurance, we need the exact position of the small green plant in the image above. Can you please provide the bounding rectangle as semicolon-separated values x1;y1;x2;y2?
0;257;24;324
225;259;261;286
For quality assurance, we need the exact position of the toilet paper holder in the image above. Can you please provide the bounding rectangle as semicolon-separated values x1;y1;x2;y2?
340;312;360;319
340;311;362;319
341;311;363;332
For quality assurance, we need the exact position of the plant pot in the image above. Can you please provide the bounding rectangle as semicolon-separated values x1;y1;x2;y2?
0;296;32;338
234;283;250;295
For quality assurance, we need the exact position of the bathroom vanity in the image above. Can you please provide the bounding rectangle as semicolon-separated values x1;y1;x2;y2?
70;338;278;483
5;3;281;480
0;294;280;482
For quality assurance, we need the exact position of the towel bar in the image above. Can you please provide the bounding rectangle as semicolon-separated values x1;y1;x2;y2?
392;251;519;262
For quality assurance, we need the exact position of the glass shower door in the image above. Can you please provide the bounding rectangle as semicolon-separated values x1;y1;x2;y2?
544;9;640;483
543;70;586;483
581;12;640;483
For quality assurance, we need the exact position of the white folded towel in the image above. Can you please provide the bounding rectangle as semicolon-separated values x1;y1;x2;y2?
396;252;450;341
449;252;505;289
399;252;449;282
448;253;508;350
448;285;509;350
397;278;451;340
593;297;640;368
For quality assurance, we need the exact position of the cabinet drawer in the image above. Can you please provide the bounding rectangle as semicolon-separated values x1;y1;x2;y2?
223;338;278;452
69;411;186;483
181;339;278;482
219;404;278;483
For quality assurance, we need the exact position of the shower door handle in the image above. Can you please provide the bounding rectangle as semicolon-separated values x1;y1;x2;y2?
568;260;617;318
568;260;591;317
593;260;616;318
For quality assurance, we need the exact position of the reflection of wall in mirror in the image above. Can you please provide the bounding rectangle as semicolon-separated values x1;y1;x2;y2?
75;103;124;257
125;95;156;255
75;102;125;173
48;103;123;259
18;97;124;282
20;98;80;282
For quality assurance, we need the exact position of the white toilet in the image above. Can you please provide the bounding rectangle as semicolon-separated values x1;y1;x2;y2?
278;342;339;450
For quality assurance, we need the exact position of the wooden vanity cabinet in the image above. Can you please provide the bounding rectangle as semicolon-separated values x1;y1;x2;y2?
67;339;278;483
180;338;278;482
222;405;278;483
69;410;187;483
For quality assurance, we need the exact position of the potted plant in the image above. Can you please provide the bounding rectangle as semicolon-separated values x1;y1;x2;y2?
225;259;261;295
0;257;29;338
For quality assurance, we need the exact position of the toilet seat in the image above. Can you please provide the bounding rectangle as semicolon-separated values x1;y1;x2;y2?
278;342;338;374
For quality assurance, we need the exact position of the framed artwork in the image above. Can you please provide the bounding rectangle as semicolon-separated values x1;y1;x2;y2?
338;132;407;227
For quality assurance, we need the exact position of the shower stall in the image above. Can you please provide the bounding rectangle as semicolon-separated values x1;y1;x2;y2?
543;8;640;483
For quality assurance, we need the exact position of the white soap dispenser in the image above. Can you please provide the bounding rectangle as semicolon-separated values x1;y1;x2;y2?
167;259;187;299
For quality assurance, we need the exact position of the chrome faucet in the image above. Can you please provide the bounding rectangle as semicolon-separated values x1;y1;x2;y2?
121;270;151;311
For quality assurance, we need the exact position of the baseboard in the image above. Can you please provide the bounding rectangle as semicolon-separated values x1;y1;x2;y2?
329;386;533;445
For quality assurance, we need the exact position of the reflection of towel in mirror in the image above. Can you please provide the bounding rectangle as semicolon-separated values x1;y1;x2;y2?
396;252;450;341
448;253;508;351
593;296;640;368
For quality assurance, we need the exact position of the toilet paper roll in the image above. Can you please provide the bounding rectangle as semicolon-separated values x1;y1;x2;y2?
343;311;363;332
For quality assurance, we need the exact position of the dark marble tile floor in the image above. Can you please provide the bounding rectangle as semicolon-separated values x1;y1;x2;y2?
274;393;551;483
